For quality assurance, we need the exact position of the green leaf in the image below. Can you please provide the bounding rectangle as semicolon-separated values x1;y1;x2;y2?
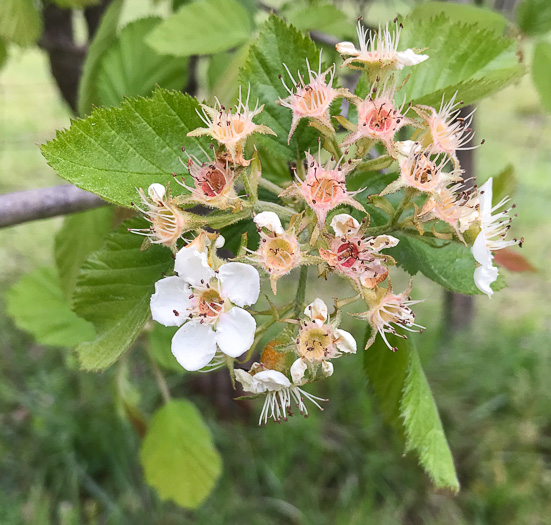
517;0;551;36
146;0;252;57
42;88;209;208
54;207;115;300
362;328;409;431
95;17;188;108
240;15;329;161
397;14;525;107
410;2;509;34
207;44;250;105
52;0;100;8
388;233;483;295
532;42;551;112
491;164;516;206
147;324;183;373
284;4;352;38
364;335;459;491
6;267;95;348
0;0;42;47
73;217;173;371
140;400;222;509
77;0;124;116
0;38;7;70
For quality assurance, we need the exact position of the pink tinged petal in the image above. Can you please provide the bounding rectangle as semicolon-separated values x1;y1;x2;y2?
474;264;498;298
290;358;308;384
218;262;260;307
334;329;357;354
253;370;291;391
396;49;429;66
254;211;284;234
174;247;215;286
304;298;328;325
472;232;493;266
321;360;334;377
215;307;256;358
150;276;191;327
171;322;217;371
330;213;360;236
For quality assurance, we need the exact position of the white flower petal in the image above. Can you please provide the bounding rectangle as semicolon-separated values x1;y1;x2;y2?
290;358;308;385
150;276;191;327
472;232;492;266
215;235;225;248
336;41;358;56
253;370;291;391
366;235;400;252
397;49;429;66
334;329;357;354
395;140;421;159
215;307;256;358
321;360;334;377
174;247;215;286
477;177;493;219
330;213;360;237
148;183;166;201
304;298;328;325
254;211;284;234
171;322;217;371
474;264;498;298
218;262;260;307
235;369;256;393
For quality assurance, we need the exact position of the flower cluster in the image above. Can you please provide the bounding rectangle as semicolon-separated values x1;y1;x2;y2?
132;20;521;424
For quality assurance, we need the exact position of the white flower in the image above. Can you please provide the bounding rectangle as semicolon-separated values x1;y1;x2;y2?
356;282;424;351
130;183;192;249
187;85;275;160
150;246;260;371
291;299;356;384
250;211;302;294
235;368;326;425
336;21;428;72
471;177;519;298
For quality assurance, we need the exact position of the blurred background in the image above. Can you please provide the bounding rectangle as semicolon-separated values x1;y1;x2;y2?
1;0;550;523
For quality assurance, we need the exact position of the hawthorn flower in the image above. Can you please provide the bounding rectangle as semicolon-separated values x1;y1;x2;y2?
319;213;398;287
419;181;478;241
336;21;428;73
248;212;302;294
290;298;356;384
235;364;326;425
130;183;193;250
278;56;353;142
472;178;520;297
413;93;476;168
187;86;276;161
342;80;412;156
380;146;462;197
355;282;424;351
279;150;364;226
150;244;260;371
177;148;238;209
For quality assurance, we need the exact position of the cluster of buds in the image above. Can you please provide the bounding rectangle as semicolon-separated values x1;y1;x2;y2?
132;18;521;424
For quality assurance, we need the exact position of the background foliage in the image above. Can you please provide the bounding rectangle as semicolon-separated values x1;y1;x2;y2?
1;0;550;523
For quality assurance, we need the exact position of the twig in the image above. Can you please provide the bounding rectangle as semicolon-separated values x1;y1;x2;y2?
0;185;107;229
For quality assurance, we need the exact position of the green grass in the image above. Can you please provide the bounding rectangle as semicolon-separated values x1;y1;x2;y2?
1;5;551;524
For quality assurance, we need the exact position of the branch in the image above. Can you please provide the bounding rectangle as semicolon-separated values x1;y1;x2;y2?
0;185;107;229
